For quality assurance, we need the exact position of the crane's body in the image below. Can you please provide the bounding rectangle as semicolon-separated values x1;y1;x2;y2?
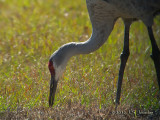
48;0;160;107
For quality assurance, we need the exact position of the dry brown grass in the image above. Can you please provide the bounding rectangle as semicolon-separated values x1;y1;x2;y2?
0;103;159;120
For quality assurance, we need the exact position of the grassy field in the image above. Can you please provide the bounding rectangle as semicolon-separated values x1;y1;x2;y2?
0;0;160;119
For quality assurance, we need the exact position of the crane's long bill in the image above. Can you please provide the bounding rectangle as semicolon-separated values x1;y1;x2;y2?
49;75;57;107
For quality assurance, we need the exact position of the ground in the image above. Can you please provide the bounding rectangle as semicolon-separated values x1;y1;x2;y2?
0;0;160;119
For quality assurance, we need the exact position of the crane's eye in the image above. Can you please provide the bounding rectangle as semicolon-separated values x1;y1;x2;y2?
48;61;55;76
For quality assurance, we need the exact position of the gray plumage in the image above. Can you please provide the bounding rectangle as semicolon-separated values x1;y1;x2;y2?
50;0;160;68
48;0;160;107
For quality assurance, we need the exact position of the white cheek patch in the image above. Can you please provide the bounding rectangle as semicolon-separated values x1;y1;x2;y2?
53;63;65;81
55;67;64;81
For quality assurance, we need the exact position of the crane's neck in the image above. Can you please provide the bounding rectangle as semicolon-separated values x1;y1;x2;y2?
63;26;113;59
50;21;114;80
51;25;113;72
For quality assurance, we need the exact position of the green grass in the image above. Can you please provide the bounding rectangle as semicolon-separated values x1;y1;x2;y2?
0;0;160;113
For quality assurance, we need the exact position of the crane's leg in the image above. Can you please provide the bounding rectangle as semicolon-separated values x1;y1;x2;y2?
147;26;160;94
116;20;131;106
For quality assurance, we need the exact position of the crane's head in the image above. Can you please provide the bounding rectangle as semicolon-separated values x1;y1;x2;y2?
48;46;70;107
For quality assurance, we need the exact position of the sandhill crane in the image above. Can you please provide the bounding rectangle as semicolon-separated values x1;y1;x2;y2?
48;0;160;107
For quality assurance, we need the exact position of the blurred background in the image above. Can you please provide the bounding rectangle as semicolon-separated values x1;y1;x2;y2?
0;0;160;119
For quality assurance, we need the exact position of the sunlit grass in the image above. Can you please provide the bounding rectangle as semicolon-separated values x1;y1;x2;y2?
0;0;160;112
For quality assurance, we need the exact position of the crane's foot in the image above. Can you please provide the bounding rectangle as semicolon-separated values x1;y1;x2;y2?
115;103;119;111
